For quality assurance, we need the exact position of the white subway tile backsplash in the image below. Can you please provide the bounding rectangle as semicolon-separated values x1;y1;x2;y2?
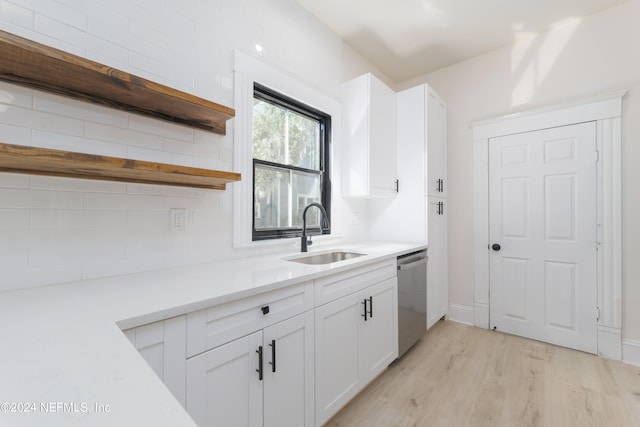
0;123;32;145
0;105;85;136
82;253;162;281
9;0;86;29
0;0;34;29
163;137;218;158
125;183;164;196
162;195;218;211
35;14;128;64
126;210;168;227
0;188;81;209
30;176;127;193
128;114;195;142
0;208;29;228
126;146;193;167
0;0;352;292
30;210;127;228
0;264;82;291
0;81;33;108
34;92;128;128
0;246;28;269
83;192;164;210
87;7;130;49
32;130;127;158
84;122;162;150
0;172;30;188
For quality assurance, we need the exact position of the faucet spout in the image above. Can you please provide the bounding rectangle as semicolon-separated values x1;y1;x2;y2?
301;202;330;252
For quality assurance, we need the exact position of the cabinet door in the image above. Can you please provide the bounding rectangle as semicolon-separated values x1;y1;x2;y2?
369;74;398;197
426;88;447;197
125;316;186;406
341;73;397;198
314;293;362;426
263;312;315;427
358;277;398;383
186;331;263;427
427;196;448;329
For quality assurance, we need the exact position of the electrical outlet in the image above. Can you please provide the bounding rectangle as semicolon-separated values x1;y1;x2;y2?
170;208;186;232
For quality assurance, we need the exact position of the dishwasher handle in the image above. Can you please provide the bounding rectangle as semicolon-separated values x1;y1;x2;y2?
397;256;428;271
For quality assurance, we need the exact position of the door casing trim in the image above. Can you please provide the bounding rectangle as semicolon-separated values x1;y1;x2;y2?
472;91;625;360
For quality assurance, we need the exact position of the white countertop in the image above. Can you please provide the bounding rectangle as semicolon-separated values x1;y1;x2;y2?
0;241;425;426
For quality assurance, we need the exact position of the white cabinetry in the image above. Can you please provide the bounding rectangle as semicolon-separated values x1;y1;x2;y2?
123;315;186;406
184;282;314;427
314;262;398;426
341;73;397;198
425;88;447;197
370;84;448;329
427;196;448;329
186;312;314;427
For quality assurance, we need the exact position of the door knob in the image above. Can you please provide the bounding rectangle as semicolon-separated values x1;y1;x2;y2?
491;243;501;251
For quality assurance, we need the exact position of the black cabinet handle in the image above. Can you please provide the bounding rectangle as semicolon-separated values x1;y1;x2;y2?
261;306;270;315
361;299;368;321
269;339;276;373
256;346;263;381
492;243;501;251
368;296;373;318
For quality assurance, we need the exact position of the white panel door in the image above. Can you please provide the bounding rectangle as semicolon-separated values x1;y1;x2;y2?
489;122;597;353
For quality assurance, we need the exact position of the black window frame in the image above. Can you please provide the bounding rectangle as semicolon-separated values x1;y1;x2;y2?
252;83;331;241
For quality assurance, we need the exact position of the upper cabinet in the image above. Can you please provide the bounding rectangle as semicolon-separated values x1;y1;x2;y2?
425;87;447;197
341;73;397;198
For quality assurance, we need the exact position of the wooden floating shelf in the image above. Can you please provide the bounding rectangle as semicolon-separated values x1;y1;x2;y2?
0;30;234;134
0;143;241;190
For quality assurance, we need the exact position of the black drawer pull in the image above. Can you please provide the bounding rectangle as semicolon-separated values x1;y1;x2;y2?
362;299;368;321
368;296;373;318
261;305;270;315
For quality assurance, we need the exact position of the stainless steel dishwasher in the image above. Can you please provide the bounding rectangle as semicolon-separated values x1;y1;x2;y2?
397;250;428;358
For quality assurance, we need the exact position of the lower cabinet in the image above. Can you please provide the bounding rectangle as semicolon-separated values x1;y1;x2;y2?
124;258;402;427
123;315;186;406
427;196;448;329
314;277;398;425
185;311;315;427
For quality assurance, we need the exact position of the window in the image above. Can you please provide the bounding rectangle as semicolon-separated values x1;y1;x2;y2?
252;83;331;241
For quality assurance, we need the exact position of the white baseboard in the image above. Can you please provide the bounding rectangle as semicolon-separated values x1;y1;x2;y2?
474;301;489;329
447;303;474;326
622;339;640;367
597;325;621;360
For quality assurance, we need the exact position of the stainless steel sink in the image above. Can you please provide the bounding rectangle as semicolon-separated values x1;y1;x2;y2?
288;251;365;265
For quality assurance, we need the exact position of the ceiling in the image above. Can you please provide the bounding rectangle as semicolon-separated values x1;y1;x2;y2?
295;0;629;83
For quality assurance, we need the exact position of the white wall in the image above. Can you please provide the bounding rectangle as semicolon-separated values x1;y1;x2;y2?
0;0;380;292
399;0;640;343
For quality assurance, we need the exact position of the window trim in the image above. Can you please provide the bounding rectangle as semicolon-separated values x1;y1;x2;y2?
251;83;331;241
233;50;342;249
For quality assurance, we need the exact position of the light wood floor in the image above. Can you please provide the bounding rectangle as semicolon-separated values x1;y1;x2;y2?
326;321;640;427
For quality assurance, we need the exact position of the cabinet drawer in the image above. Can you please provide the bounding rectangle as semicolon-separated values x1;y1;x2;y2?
314;259;396;306
187;281;313;358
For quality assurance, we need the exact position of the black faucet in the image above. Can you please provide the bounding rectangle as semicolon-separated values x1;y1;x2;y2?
301;202;330;252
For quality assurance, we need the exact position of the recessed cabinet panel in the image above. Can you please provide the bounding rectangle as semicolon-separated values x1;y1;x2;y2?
186;331;263;427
